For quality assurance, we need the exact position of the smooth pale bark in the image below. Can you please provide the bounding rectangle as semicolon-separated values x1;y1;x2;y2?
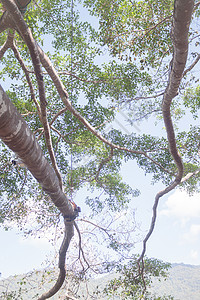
0;84;74;217
38;219;74;300
162;0;194;182
139;0;194;262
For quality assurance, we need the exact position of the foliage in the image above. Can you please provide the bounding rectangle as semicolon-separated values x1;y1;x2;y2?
0;0;199;298
83;0;173;64
0;0;199;226
103;256;173;299
183;85;200;119
0;0;157;226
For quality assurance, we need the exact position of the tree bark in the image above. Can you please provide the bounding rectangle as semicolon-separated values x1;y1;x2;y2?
139;0;194;264
162;0;194;182
0;0;31;32
0;84;74;217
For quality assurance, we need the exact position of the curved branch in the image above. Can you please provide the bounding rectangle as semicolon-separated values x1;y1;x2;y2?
183;53;200;77
50;107;67;126
138;0;194;264
0;84;74;215
139;181;179;263
162;0;194;182
38;220;74;300
0;29;15;59
194;1;200;9
50;125;72;144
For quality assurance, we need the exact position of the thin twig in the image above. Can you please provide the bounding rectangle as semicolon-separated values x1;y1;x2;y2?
183;53;200;77
54;71;105;84
50;107;68;125
94;147;114;180
74;221;90;270
11;40;42;119
122;91;165;104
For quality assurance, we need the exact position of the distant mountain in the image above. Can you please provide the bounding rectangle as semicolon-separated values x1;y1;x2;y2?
150;263;200;300
0;263;200;299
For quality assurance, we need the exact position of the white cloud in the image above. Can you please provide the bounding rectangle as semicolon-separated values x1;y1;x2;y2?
183;224;200;243
190;249;199;260
160;190;200;221
189;224;200;237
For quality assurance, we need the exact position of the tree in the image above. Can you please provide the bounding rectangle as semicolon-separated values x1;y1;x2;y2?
0;0;199;299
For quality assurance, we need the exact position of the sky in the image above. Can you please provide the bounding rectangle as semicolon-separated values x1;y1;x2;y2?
1;173;200;279
0;1;200;281
120;115;200;266
0;116;200;279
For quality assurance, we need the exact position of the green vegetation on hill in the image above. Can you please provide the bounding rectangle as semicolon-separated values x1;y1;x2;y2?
0;263;200;299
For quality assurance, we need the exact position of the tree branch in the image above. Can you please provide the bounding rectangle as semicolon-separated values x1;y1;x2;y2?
0;10;14;33
38;220;74;300
52;70;105;84
50;107;68;126
37;45;173;176
138;0;194;267
183;53;200;77
94;146;114;180
0;3;77;298
0;0;31;33
1;0;63;189
0;29;15;59
181;169;200;182
10;39;42;119
74;221;90;272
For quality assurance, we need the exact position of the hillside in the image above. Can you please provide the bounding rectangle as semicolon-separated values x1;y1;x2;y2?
151;263;200;300
0;263;200;299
